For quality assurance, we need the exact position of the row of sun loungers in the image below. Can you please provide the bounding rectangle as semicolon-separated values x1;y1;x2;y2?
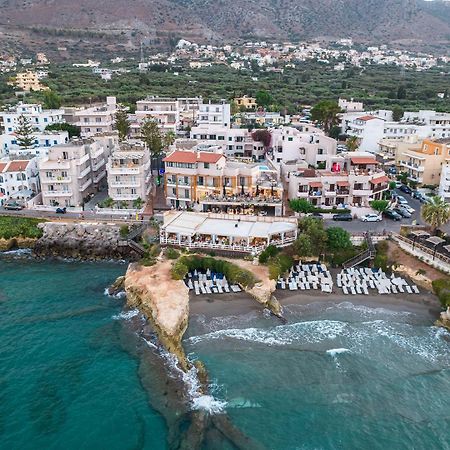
277;262;334;292
185;270;242;296
337;267;420;296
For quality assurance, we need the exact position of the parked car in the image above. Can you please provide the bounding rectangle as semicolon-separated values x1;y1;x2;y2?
308;212;323;220
394;207;411;218
395;181;402;188
399;184;412;194
396;204;415;214
383;209;402;221
4;201;24;210
388;166;397;175
394;195;408;205
56;207;67;214
333;213;353;221
360;213;382;222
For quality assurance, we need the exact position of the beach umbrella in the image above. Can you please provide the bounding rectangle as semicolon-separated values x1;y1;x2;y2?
256;184;260;196
241;183;245;195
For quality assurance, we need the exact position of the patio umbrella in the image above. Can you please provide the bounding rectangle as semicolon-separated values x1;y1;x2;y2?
241;184;245;195
256;184;260;196
271;183;274;196
223;184;226;196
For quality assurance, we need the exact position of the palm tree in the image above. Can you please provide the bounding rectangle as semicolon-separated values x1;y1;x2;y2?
421;196;450;231
346;136;359;152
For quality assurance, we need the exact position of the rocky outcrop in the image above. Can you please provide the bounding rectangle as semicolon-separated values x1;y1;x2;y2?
125;261;191;371
0;237;37;251
34;222;140;260
436;307;450;332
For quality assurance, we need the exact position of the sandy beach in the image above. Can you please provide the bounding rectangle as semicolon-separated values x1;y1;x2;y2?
188;287;442;323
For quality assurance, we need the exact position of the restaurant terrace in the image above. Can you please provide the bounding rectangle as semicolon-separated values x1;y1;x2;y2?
160;211;298;253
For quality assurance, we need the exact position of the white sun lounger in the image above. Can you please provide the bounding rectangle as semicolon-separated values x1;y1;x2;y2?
398;285;404;293
342;286;349;295
405;285;412;294
392;285;397;294
216;284;223;294
363;286;369;295
350;286;356;295
205;285;212;294
194;282;200;295
200;283;207;294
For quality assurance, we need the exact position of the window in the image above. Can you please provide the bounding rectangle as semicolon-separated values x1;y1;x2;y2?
218;136;225;141
46;171;52;178
62;152;69;160
204;163;210;169
131;188;137;195
198;176;204;186
288;137;293;142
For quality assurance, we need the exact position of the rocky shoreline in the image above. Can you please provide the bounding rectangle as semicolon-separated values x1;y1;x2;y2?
33;222;140;260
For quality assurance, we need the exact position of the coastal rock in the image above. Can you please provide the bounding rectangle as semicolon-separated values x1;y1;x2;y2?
34;221;140;260
0;237;37;251
125;261;191;372
108;275;125;296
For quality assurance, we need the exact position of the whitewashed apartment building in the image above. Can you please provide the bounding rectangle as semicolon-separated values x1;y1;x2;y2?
106;142;151;207
39;136;115;207
0;130;69;157
0;159;40;204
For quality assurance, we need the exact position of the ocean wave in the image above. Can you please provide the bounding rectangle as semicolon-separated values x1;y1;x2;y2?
186;320;348;346
333;301;412;318
104;288;126;299
326;348;350;356
0;248;33;257
112;309;140;320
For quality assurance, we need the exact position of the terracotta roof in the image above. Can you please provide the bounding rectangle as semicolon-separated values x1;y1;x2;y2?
163;151;224;164
357;115;377;121
336;181;350;187
370;175;389;184
0;162;7;173
309;181;323;188
4;160;30;172
350;157;377;165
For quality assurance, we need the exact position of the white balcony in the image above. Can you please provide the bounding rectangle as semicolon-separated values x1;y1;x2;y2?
111;193;140;201
92;159;105;172
41;177;72;184
93;170;106;184
43;190;72;197
108;165;141;175
79;179;93;192
75;153;90;166
109;180;141;188
297;191;309;198
352;189;373;196
78;166;91;179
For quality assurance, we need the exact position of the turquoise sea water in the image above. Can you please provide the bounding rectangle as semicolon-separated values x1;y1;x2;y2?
2;256;450;450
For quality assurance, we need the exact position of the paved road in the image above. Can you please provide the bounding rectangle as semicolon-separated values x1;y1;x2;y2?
324;190;450;234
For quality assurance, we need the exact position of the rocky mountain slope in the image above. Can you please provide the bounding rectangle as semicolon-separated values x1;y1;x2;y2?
0;0;448;55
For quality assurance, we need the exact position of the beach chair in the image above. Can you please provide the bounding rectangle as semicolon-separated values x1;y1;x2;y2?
299;282;305;290
363;286;369;295
392;285;398;294
224;284;230;293
217;284;223;294
188;279;194;290
398;285;404;293
350;286;356;295
355;285;362;295
194;282;200;296
205;285;212;294
405;285;412;294
342;286;348;295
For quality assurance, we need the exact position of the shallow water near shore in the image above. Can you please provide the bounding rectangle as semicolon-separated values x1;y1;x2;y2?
2;257;450;450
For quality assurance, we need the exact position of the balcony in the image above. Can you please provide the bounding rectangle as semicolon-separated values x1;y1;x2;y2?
399;161;424;172
108;165;141;175
92;159;105;172
336;189;350;195
78;166;91;179
41;176;72;184
109;180;141;188
43;190;72;197
309;190;322;197
111;193;140;201
324;190;336;196
297;191;309;198
75;153;90;166
79;179;93;192
352;189;373;196
372;184;389;194
93;170;106;184
201;193;282;205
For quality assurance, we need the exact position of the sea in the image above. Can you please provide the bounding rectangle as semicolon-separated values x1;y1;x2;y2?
1;255;450;450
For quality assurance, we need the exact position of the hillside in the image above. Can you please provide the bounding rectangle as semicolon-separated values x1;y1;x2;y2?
0;0;449;57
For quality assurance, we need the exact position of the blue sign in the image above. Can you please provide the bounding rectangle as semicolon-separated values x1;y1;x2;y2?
159;169;165;175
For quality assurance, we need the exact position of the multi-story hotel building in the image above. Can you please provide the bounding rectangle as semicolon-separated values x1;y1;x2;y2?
285;153;389;208
38;136;114;207
397;138;450;185
1;103;65;133
163;150;284;215
0;159;40;204
71;97;119;137
106;142;151;207
134;97;180;134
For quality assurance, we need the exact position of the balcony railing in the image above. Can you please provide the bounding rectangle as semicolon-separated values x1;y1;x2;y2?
42;177;71;183
43;190;72;197
201;194;282;205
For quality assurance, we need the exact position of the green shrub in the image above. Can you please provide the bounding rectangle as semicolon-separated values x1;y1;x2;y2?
432;278;450;308
0;217;45;239
148;244;161;258
258;244;279;263
268;253;294;279
140;256;156;267
119;225;129;238
173;255;257;288
165;247;180;259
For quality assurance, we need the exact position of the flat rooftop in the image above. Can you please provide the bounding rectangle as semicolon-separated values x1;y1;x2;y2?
161;211;297;238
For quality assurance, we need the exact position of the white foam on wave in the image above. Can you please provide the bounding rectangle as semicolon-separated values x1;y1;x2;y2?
326;348;350;356
334;301;412;318
186;319;348;347
112;308;139;320
1;248;32;257
143;336;227;414
104;288;127;299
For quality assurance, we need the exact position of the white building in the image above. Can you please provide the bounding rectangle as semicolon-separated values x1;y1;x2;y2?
38;136;115;207
338;98;364;112
71;97;118;137
106;142;151;207
0;159;40;204
270;126;337;168
134;97;180;134
197;101;231;128
439;159;450;203
1;103;64;133
0;130;69;157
